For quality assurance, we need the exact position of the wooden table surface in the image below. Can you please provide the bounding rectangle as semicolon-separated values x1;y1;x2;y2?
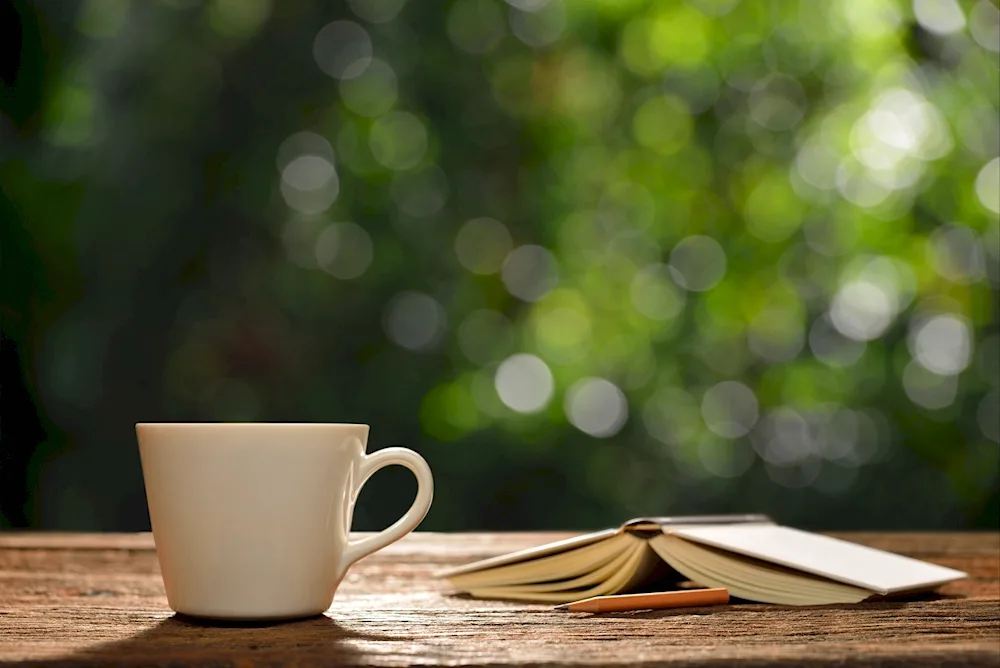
0;531;997;667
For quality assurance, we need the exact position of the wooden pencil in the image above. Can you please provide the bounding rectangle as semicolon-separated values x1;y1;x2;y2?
553;588;729;613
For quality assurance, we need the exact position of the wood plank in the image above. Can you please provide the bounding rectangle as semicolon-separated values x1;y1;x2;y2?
0;533;155;551
0;532;997;667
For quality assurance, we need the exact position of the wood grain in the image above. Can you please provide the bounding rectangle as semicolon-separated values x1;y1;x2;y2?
0;532;997;667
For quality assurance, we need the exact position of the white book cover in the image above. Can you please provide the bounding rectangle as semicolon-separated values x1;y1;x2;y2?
668;524;967;594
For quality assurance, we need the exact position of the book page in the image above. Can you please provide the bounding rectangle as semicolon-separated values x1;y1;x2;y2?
650;534;871;605
667;524;967;594
438;528;619;577
443;532;634;589
466;539;663;603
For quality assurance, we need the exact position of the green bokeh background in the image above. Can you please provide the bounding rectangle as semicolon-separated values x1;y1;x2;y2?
1;0;997;532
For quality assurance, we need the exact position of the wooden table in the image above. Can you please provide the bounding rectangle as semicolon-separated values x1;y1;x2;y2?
0;532;997;667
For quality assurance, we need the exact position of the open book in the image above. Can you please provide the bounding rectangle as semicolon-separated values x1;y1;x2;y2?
441;515;967;606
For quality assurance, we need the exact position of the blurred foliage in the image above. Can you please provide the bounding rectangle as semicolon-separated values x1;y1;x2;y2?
0;0;998;531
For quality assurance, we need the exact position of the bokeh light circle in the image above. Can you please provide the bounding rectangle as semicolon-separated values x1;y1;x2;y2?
280;155;339;214
908;314;973;375
809;315;867;367
748;310;805;364
701;381;759;438
370;111;428;170
912;0;966;35
975;158;1000;214
494;353;554;413
276;132;334;173
642;388;700;446
509;0;565;48
749;74;805;131
315;222;374;280
447;0;505;55
630;264;685;321
501;245;559;302
340;59;398;118
313;21;372;79
565;377;628;438
927;224;986;283
902;360;958;410
283;155;335;191
828;280;895;342
383;291;447;351
970;1;1000;52
752;407;816;467
455;218;513;275
668;235;727;292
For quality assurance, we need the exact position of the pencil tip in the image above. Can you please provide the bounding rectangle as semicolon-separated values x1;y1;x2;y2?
553;603;569;610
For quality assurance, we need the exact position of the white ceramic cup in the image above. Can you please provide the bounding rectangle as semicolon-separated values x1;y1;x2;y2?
136;423;433;621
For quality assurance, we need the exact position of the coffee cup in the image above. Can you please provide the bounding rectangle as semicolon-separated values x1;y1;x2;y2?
137;422;433;620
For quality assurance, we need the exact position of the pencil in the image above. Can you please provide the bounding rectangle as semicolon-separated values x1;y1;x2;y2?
553;588;729;613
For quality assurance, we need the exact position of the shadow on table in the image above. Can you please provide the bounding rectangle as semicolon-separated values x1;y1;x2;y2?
5;613;401;667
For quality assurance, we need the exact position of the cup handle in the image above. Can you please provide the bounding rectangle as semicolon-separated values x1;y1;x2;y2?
339;446;434;574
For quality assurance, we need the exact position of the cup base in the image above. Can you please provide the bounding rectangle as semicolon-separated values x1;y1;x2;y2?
171;609;329;624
